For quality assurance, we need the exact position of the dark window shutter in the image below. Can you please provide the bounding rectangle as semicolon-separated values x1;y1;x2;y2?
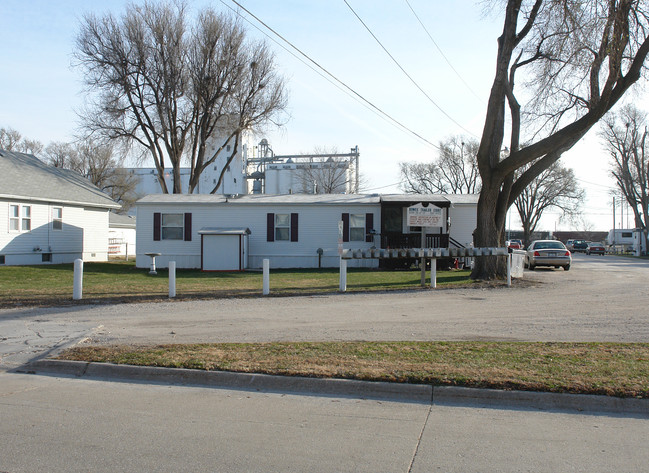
290;213;299;242
153;213;161;241
267;213;275;242
365;213;374;242
184;213;192;241
342;213;350;242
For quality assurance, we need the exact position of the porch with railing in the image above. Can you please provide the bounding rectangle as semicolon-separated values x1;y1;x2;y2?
380;232;449;249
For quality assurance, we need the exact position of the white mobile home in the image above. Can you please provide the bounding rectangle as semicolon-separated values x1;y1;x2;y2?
0;150;120;265
135;193;478;270
607;228;647;253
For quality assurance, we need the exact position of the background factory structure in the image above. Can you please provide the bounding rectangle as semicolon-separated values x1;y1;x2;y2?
127;133;360;198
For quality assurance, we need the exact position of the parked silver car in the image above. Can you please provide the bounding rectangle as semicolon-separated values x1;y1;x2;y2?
525;240;572;271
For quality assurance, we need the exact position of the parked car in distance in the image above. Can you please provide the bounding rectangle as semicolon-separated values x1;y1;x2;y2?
525;240;572;271
507;239;523;250
571;240;589;253
586;242;606;255
565;239;575;251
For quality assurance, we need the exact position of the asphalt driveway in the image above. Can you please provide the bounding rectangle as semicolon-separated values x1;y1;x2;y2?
1;253;648;473
1;253;648;371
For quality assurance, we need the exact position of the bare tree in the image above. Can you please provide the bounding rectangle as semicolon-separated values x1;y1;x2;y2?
297;158;353;193
44;141;77;168
399;161;446;194
514;162;584;246
74;140;138;210
75;2;287;194
600;104;649;251
43;139;138;211
292;146;358;194
472;0;649;279
400;136;480;194
0;127;43;155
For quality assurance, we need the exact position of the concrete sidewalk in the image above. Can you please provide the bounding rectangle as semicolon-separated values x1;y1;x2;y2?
2;369;647;473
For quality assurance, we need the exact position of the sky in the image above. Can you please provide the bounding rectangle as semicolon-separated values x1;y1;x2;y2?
0;0;637;232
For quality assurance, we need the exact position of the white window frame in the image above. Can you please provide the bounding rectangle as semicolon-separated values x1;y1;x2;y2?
275;214;290;241
52;207;63;231
349;214;366;241
21;205;31;231
9;204;31;232
9;204;19;232
161;213;184;240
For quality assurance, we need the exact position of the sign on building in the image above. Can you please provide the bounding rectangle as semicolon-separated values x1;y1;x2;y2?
407;203;443;227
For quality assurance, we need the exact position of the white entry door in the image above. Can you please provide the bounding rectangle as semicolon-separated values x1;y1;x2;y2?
202;234;240;271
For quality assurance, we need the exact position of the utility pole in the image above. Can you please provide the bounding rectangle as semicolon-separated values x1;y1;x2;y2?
620;194;624;229
613;196;616;247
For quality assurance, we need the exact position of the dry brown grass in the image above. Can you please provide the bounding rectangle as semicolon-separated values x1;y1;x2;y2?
58;341;649;398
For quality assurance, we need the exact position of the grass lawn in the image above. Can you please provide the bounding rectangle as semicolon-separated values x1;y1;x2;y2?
7;262;646;398
58;341;649;398
0;260;475;308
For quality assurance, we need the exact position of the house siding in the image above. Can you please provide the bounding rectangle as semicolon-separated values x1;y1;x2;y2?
448;203;477;248
136;202;381;269
81;208;110;261
1;200;110;265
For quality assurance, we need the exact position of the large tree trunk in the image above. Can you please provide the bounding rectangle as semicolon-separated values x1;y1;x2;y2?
471;184;508;279
469;0;649;280
173;165;183;194
522;224;531;249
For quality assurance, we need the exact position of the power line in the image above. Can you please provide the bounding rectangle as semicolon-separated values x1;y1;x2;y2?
222;0;440;150
574;176;616;191
404;0;484;104
363;181;403;192
343;0;477;138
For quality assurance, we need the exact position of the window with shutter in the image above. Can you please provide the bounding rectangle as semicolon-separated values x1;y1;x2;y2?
275;214;290;241
267;213;275;242
342;213;350;242
184;213;192;241
350;214;365;241
290;213;298;242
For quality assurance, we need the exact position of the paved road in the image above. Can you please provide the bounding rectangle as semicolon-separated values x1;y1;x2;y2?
1;372;647;473
2;253;648;371
1;253;648;472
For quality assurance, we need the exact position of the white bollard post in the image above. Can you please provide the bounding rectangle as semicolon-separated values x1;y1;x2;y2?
73;258;83;300
339;259;347;292
169;261;176;298
507;253;512;287
431;258;437;288
263;259;270;295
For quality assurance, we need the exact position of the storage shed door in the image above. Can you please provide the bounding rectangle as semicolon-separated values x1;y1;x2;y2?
202;234;241;271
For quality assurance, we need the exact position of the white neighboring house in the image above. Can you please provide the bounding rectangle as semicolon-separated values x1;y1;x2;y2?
135;193;478;270
0;149;120;265
108;213;136;259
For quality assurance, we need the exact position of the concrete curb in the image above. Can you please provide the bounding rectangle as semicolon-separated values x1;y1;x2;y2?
433;386;649;415
24;359;433;403
24;359;649;415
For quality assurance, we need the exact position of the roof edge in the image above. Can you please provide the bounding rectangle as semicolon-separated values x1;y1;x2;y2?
0;193;121;209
